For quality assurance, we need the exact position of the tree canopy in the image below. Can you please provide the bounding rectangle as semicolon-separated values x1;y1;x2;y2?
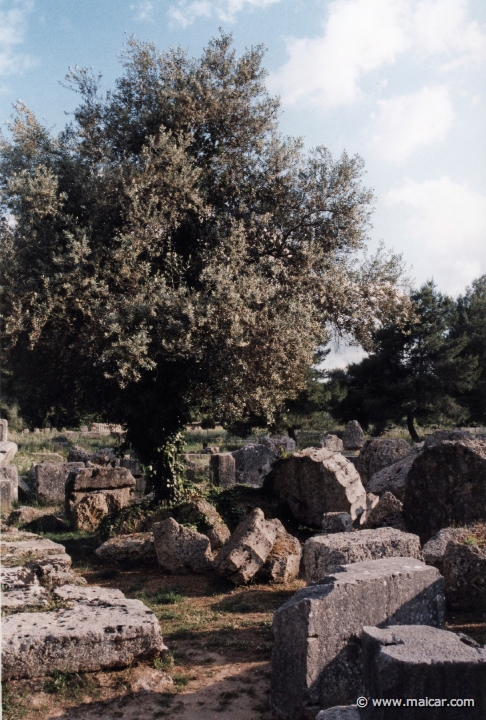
0;34;406;495
328;282;480;440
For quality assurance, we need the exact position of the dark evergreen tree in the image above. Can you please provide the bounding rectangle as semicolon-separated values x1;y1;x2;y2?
454;275;486;424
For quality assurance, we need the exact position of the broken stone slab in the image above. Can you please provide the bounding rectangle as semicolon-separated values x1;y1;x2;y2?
0;465;18;503
256;520;302;584
403;436;486;541
357;438;413;486
422;527;467;574
2;585;50;612
361;491;407;531
66;466;136;495
210;452;236;487
52;584;128;605
153;517;213;574
322;512;353;534
316;708;360;720
0;418;7;441
0;440;18;466
176;498;230;551
270;448;367;527
1;565;38;590
366;453;417;501
361;625;486;720
260;435;297;454
214;507;277;584
95;533;157;564
320;435;344;452
34;462;85;503
443;539;486;611
232;443;275;487
304;527;422;584
0;535;84;588
271;557;445;718
342;421;365;450
1;587;166;680
1;536;68;565
6;505;46;528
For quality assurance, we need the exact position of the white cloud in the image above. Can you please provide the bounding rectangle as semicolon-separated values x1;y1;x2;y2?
385;176;486;294
0;0;33;76
169;0;281;27
268;0;486;110
370;85;455;163
130;1;155;22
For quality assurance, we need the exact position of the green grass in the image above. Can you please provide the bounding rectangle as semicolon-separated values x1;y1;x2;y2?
1;683;28;720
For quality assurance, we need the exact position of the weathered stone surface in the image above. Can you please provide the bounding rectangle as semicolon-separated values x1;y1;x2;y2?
316;709;360;720
66;466;136;493
423;429;477;448
0;535;83;588
153;517;213;574
422;527;466;574
270;448;367;527
71;489;131;531
403;437;486;541
366;453;417;501
357;438;413;486
7;505;46;527
361;625;486;720
210;452;236;487
0;418;7;441
214;508;277;584
34;462;85;503
176;498;230;551
342;420;365;450
304;528;422;583
232;443;275;487
67;445;91;463
1;585;166;679
320;435;344;452
271;557;445;718
443;539;486;611
0;440;18;466
1;564;37;590
0;465;18;503
322;512;353;534
0;476;12;512
1;536;67;564
18;476;33;500
2;585;50;612
260;435;297;454
95;533;157;564
362;491;406;530
256;520;302;583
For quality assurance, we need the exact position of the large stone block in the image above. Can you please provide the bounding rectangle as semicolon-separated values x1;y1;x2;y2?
34;462;84;503
70;488;132;531
210;452;236;487
270;448;367;527
176;498;230;551
0;476;12;513
0;465;19;503
443;539;486;611
256;521;302;584
320;435;344;452
316;709;360;720
403;437;486;541
232;443;275;487
0;441;18;466
95;533;157;564
304;528;422;583
367;454;417;501
153;517;213;574
1;585;166;679
342;421;365;450
422;527;466;574
361;625;486;719
66;466;136;493
260;435;297;454
271;557;445;718
0;418;7;441
357;439;413;486
214;507;277;584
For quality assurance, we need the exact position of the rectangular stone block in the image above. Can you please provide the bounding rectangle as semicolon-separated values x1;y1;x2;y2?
66;466;136;492
0;477;12;513
210;452;236;487
0;465;18;503
0;419;8;441
271;557;445;718
34;462;84;503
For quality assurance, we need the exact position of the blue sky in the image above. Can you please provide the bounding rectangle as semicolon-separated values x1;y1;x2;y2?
1;0;485;365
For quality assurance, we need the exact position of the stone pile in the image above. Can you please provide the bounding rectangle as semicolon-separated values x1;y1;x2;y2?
65;466;136;531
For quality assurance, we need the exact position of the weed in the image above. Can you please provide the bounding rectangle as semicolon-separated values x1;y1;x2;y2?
152;588;184;605
154;655;174;672
43;670;95;699
1;683;28;720
172;674;189;688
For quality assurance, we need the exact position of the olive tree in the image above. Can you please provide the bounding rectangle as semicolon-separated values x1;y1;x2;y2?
1;35;406;496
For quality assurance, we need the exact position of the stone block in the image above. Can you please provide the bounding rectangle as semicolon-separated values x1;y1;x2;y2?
214;507;277;584
342;421;365;450
304;528;422;584
70;488;131;531
422;527;466;574
34;462;84;503
0;441;18;466
357;439;413;486
361;625;486;719
271;557;445;717
443;539;486;611
67;445;91;463
260;435;297;454
316;709;360;720
210;452;236;487
270;448;367;527
0;476;12;513
0;418;7;441
1;586;166;679
320;435;344;452
2;585;50;612
95;533;157;564
361;491;406;531
66;466;136;493
0;465;18;503
232;444;275;487
256;520;302;584
367;454;417;501
176;498;230;551
153;517;213;574
322;512;353;534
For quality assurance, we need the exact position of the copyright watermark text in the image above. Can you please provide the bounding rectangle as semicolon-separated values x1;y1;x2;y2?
356;696;475;708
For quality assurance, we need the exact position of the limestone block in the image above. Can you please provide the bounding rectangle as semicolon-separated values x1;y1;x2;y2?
260;435;297;454
67;445;91;463
357;438;413;486
0;441;18;466
1;588;166;679
6;505;45;528
95;533;157;565
361;625;486;719
232;444;275;487
0;476;12;513
153;517;213;574
256;520;302;583
0;465;18;503
304;528;422;583
342;421;365;450
320;435;344;452
210;452;236;487
367;454;417;501
322;512;353;534
34;462;85;503
422;527;466;574
70;489;131;531
0;418;7;441
361;491;406;531
176;498;230;550
2;585;50;612
270;448;367;527
214;507;277;584
66;466;136;493
443;539;486;611
271;557;445;717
